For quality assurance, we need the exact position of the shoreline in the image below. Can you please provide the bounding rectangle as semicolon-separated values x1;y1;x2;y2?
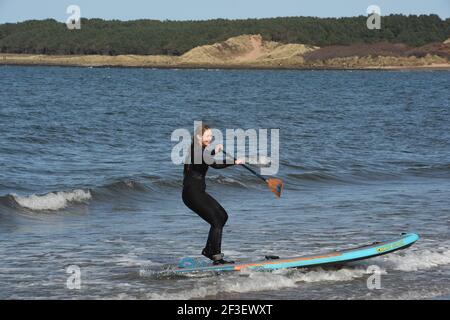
1;56;449;71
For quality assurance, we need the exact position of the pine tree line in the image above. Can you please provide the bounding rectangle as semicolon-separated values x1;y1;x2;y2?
0;15;448;55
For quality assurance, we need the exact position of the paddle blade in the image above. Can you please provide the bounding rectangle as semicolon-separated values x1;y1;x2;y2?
267;178;283;198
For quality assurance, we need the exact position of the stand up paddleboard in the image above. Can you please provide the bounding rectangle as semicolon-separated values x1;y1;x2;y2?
168;233;419;274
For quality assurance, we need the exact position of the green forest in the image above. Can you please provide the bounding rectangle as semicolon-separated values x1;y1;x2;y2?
0;15;448;56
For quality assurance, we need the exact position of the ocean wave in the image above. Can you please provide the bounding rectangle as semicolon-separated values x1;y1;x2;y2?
286;172;347;183
147;267;372;300
9;189;91;211
2;160;449;213
372;247;450;272
101;179;150;193
0;176;180;213
141;175;182;189
405;163;450;177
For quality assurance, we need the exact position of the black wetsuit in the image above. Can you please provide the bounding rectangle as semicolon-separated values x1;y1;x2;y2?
182;145;235;259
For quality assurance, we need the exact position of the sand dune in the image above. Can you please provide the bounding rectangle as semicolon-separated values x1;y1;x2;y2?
180;34;317;65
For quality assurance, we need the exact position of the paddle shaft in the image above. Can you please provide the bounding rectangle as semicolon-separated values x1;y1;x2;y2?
222;150;267;183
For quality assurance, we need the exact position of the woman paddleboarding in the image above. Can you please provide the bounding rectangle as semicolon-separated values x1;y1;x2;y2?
182;124;243;265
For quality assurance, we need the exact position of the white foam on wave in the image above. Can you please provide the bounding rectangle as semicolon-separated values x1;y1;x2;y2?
12;189;92;211
291;267;379;283
148;267;373;300
148;272;293;300
373;247;450;272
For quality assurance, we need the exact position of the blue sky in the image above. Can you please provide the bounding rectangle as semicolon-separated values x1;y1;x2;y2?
0;0;449;23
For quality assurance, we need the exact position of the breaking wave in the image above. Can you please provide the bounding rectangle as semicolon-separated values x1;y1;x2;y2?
10;189;92;211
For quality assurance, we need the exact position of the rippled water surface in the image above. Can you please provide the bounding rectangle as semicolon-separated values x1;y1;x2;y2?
0;66;449;299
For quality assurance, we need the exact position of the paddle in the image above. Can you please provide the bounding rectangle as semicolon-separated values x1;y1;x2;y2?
222;150;283;198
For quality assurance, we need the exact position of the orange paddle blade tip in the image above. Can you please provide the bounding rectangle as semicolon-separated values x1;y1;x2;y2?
267;178;283;198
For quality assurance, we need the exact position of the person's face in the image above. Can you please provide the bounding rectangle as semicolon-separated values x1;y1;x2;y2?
200;129;213;146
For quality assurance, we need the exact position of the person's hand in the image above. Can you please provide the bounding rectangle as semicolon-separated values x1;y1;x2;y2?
234;158;244;165
215;144;223;154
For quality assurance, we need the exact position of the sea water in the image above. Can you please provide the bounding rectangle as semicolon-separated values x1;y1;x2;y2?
0;66;449;299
